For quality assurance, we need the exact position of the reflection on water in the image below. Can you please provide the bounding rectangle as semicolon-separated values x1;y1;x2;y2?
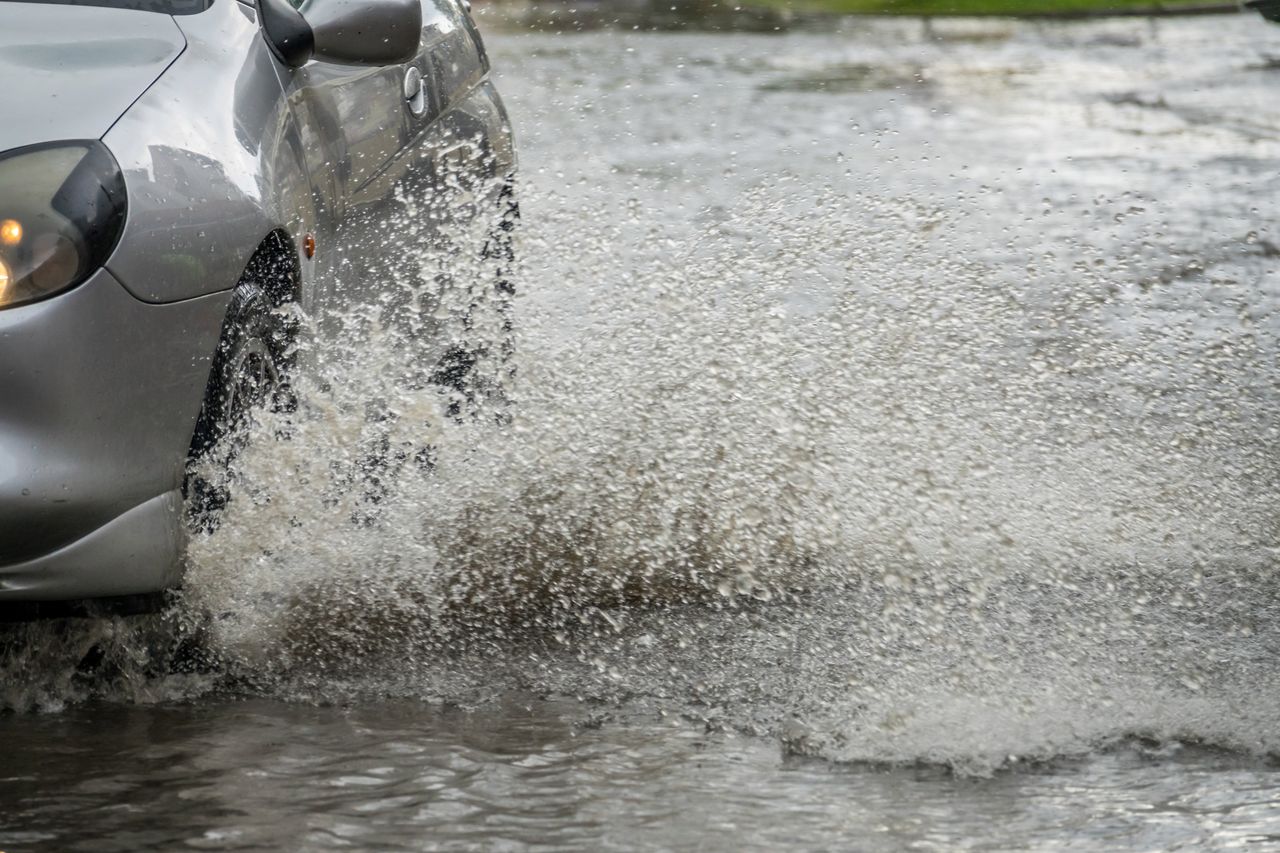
4;14;1280;851
5;699;1280;850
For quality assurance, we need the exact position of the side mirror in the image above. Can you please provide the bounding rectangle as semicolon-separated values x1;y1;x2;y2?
259;0;423;69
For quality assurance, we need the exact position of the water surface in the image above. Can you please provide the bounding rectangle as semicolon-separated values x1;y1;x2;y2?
4;14;1280;851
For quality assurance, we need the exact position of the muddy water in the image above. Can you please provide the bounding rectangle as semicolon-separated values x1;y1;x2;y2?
4;14;1280;852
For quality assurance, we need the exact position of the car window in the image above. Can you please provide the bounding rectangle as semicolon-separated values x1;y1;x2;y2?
2;0;213;14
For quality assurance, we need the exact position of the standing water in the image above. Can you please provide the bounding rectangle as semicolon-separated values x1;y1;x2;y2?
4;14;1280;851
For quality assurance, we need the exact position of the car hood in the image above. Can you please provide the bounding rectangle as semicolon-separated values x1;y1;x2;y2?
0;3;186;154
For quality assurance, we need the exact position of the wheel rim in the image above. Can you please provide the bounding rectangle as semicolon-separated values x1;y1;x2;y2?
225;337;281;433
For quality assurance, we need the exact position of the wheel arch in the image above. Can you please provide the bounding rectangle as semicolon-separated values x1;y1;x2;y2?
186;228;301;463
240;227;303;310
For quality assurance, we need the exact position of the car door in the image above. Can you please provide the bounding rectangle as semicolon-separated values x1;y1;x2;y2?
369;0;507;365
273;0;502;372
271;1;414;313
402;0;499;222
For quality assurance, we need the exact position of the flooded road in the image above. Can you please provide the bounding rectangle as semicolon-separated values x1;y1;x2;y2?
5;13;1280;851
9;698;1280;850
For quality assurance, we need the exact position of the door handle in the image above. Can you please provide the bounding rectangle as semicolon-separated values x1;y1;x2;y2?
404;65;427;117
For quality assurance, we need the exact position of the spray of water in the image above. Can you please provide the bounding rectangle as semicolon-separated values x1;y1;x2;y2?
3;66;1278;772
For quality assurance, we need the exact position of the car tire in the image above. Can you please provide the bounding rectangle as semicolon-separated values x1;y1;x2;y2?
185;282;293;529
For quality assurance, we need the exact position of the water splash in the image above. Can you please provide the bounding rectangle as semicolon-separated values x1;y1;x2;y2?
5;20;1280;777
167;172;1280;772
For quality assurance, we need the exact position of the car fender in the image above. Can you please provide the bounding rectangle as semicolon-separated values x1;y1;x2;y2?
102;0;316;306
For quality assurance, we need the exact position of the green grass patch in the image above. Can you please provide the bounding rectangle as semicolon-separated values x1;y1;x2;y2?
756;0;1223;15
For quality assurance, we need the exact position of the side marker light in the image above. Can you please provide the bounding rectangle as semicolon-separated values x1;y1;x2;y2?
0;219;21;246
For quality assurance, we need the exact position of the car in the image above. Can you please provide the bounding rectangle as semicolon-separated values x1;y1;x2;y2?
0;0;517;617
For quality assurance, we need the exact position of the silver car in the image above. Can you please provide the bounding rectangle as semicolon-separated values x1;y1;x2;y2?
0;0;517;615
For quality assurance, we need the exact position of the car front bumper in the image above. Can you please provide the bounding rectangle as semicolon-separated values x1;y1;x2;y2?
0;269;229;601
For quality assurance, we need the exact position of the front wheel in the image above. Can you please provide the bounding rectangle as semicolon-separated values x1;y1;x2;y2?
185;283;293;529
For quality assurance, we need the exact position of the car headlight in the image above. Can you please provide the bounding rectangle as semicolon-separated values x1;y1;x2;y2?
0;142;127;310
